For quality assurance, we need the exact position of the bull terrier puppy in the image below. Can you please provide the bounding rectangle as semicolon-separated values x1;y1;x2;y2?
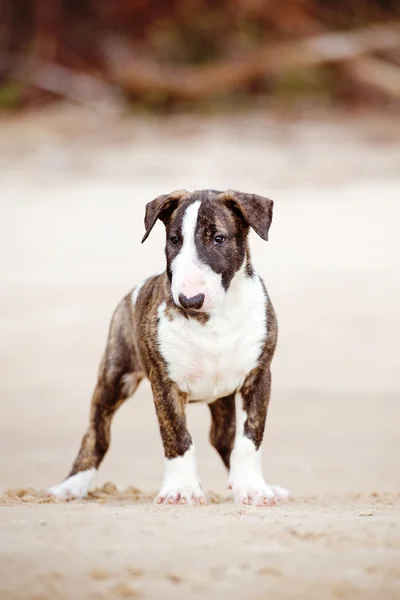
48;189;289;506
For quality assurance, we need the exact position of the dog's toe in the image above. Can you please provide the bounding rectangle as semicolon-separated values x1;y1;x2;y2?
271;485;290;500
155;486;206;506
231;481;289;507
155;491;180;505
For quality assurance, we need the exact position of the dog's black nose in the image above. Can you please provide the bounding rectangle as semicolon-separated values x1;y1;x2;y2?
179;293;205;310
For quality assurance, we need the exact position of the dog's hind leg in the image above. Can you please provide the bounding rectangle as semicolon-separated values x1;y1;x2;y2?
208;394;236;469
48;295;143;499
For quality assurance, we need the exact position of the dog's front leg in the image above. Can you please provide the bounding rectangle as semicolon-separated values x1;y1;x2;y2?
229;366;289;506
150;372;206;505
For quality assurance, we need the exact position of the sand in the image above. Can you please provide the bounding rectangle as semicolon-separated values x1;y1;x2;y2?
0;107;399;599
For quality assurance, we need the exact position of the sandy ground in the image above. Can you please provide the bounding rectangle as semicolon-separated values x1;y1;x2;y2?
0;107;399;599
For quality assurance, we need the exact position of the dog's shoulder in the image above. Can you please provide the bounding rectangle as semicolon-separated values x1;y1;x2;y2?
129;273;169;370
131;273;165;313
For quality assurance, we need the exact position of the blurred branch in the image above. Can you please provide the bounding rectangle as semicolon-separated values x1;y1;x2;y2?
343;57;400;97
105;23;400;100
15;59;125;113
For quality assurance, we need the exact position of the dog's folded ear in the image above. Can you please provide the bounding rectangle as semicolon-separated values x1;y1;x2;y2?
141;190;189;243
218;190;274;241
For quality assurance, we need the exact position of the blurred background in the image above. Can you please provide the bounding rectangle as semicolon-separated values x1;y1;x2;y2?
1;4;400;599
1;0;400;111
0;0;399;496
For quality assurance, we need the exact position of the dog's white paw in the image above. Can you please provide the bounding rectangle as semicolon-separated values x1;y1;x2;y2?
230;479;289;506
155;445;206;505
47;468;96;500
155;480;206;505
229;422;289;507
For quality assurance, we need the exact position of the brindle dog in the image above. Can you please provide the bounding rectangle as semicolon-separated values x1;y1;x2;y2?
48;189;289;506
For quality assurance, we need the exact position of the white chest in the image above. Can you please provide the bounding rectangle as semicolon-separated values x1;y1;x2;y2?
157;274;267;402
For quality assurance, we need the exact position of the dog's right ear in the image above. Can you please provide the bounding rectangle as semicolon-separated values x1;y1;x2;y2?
141;190;188;243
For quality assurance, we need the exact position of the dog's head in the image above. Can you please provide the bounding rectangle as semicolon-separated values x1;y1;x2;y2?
142;189;273;312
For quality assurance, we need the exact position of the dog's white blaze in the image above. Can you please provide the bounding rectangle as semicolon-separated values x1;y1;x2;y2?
228;395;290;505
156;444;204;504
48;468;96;500
170;201;225;311
158;270;267;402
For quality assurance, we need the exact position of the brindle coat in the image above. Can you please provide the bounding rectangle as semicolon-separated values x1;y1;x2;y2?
67;189;278;480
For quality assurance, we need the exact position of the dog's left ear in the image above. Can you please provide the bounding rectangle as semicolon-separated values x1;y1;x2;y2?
141;190;188;243
218;190;274;241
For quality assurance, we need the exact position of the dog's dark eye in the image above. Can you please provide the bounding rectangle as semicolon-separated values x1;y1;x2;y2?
170;236;180;245
214;235;226;245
